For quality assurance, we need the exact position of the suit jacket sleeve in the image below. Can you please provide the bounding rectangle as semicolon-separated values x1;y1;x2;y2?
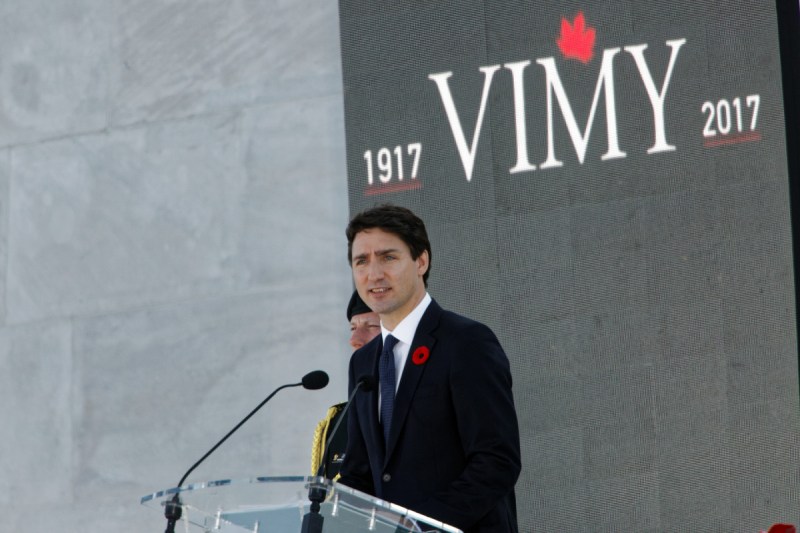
413;322;521;529
336;354;374;495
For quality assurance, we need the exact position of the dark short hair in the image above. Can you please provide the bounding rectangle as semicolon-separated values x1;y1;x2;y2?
346;204;432;286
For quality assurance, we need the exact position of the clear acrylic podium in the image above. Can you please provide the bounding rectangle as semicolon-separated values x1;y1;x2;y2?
141;475;462;533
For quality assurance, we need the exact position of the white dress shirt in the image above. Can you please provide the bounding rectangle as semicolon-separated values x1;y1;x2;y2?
378;292;432;416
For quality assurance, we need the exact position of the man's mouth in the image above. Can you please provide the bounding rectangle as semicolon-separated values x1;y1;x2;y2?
369;287;390;294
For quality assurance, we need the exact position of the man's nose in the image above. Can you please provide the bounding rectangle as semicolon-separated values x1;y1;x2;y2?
350;329;365;350
367;260;384;279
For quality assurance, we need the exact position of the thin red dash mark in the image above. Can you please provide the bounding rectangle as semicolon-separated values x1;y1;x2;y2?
703;131;762;147
364;180;422;196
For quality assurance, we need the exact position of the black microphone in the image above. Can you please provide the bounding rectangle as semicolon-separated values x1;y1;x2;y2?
301;375;375;533
163;370;329;533
357;375;377;393
302;370;330;390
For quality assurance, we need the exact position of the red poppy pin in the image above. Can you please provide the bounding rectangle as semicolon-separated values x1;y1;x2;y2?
411;346;430;365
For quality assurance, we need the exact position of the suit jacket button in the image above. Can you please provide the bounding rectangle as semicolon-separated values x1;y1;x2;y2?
382;473;391;482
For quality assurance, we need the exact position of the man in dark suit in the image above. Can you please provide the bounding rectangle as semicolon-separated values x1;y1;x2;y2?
338;205;521;533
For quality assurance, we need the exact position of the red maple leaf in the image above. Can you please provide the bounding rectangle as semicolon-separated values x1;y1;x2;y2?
557;11;596;64
767;525;797;533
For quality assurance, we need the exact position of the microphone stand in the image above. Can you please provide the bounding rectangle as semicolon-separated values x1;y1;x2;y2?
301;376;374;533
164;371;329;533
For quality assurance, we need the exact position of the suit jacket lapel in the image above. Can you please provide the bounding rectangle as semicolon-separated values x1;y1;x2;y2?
384;300;442;463
361;337;386;467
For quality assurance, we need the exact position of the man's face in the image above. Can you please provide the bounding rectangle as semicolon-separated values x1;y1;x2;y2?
349;311;381;351
351;228;429;330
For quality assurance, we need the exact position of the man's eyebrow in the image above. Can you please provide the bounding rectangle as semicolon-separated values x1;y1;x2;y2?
375;248;401;256
352;248;401;261
352;252;367;262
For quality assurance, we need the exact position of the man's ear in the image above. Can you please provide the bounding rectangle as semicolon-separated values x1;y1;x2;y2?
416;250;429;277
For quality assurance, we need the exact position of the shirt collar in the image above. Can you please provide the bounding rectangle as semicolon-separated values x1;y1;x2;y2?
381;292;431;346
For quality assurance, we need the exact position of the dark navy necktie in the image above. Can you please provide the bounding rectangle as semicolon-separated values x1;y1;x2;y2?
379;334;399;446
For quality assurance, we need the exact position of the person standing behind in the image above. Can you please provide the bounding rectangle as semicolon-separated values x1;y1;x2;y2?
310;291;381;479
338;204;521;533
347;290;382;351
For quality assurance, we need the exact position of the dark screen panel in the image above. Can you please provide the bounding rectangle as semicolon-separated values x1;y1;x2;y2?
340;1;800;530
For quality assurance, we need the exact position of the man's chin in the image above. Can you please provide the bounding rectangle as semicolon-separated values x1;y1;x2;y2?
367;300;394;316
369;304;390;316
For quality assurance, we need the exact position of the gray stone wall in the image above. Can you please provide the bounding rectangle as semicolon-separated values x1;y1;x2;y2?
0;2;352;531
